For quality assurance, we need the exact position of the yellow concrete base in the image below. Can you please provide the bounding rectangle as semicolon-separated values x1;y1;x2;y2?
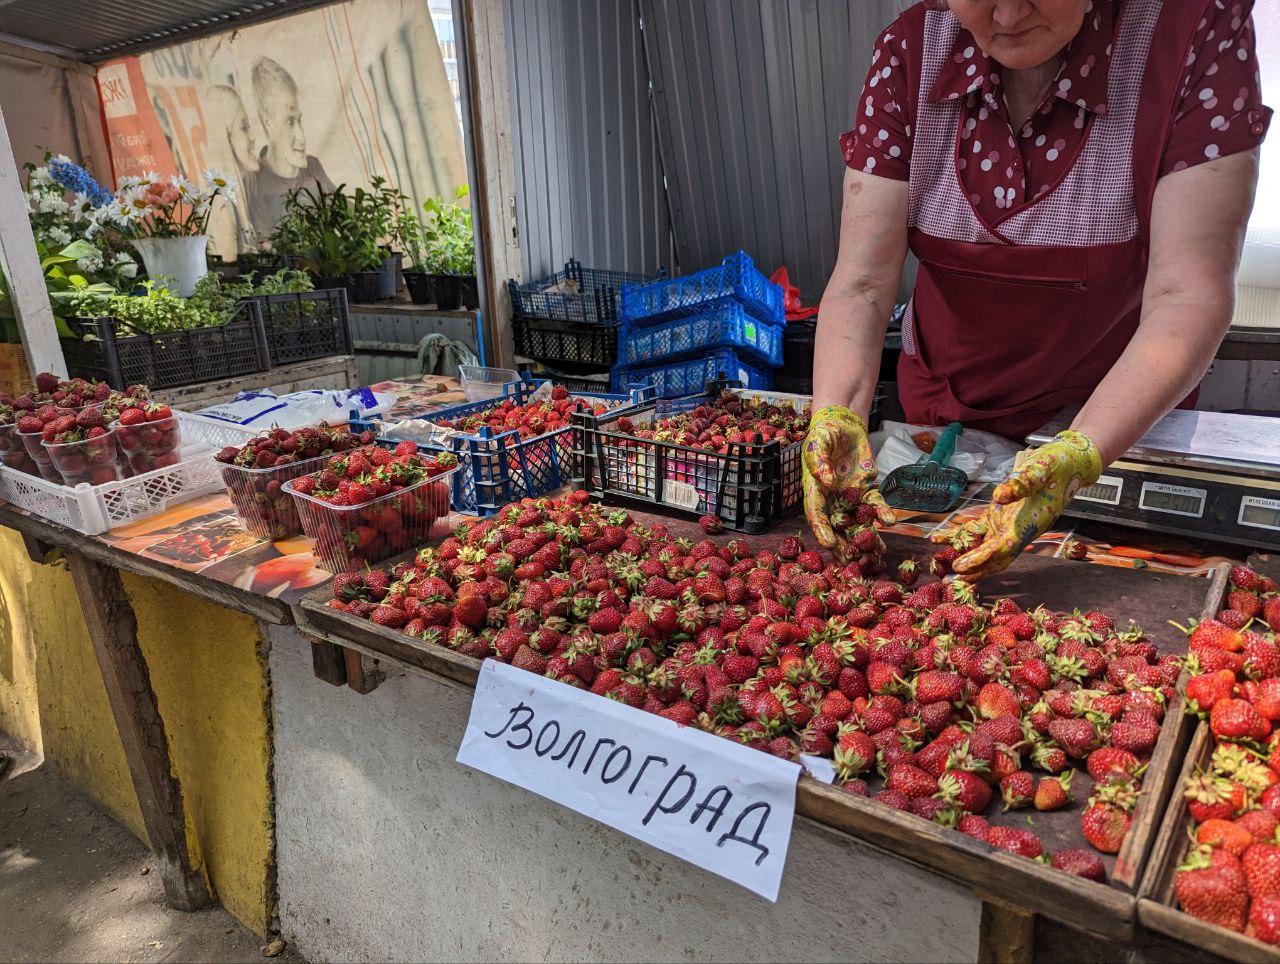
0;529;273;935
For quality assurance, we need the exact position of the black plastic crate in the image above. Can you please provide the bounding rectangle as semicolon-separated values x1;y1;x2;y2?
513;314;618;367
515;364;614;395
509;259;665;326
573;381;811;534
63;302;270;390
249;288;353;366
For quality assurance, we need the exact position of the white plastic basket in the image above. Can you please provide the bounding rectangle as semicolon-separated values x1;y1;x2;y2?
0;412;258;535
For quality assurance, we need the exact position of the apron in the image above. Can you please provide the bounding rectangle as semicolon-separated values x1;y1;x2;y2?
899;0;1202;441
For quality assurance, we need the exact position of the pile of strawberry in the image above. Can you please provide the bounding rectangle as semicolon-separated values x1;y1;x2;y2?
1172;564;1280;943
328;491;1178;881
290;443;457;571
614;389;808;455
435;385;607;441
0;399;40;474
12;371;112;410
215;423;373;471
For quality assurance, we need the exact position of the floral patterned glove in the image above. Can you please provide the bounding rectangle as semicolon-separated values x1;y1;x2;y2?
803;405;895;563
932;430;1102;581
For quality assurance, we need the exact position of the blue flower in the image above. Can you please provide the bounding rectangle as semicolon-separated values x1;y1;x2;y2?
47;157;113;209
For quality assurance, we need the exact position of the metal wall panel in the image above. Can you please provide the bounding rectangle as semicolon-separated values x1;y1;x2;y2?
506;0;903;299
641;0;903;300
505;0;674;282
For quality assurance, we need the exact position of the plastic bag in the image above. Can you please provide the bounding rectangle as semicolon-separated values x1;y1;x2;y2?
870;421;1022;485
769;266;819;321
196;388;396;431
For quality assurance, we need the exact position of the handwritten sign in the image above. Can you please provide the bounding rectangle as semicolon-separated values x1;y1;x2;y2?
457;660;800;900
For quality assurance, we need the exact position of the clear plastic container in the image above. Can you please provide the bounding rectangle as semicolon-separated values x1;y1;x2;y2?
20;428;61;479
0;423;40;476
114;414;183;475
42;429;123;486
283;464;459;572
220;453;333;540
459;365;519;403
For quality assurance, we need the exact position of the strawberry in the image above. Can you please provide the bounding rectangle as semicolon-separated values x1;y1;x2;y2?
1081;801;1131;854
1034;771;1073;811
1185;669;1238;716
1000;771;1034;811
957;814;991;842
698;514;724;535
886;763;938;799
370;605;410;629
453;594;488;628
936;769;991;813
1231;565;1266;592
1175;847;1248;932
1051;849;1106;882
1250;897;1280;945
975;682;1020;720
988;826;1043;859
1244;838;1280;903
1086;747;1140;783
1197;818;1254;857
1211;698;1271;741
1047;717;1098;758
1235;809;1279;843
1110;711;1162;755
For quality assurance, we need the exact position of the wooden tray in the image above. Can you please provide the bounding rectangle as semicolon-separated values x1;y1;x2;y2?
1138;723;1280;961
297;525;1227;942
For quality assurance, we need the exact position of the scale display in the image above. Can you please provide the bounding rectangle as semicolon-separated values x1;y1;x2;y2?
1075;475;1123;506
1138;482;1207;519
1240;496;1280;533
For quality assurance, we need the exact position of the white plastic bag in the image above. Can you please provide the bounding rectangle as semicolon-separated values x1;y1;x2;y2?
196;388;396;431
870;421;1022;485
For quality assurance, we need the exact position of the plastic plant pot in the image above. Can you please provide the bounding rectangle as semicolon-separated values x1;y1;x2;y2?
42;430;123;487
0;423;40;476
282;464;459;572
115;414;183;475
220;453;334;540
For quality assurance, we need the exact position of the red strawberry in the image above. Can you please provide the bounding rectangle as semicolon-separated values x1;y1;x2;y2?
1110;711;1162;755
698;514;724;535
936;769;991;813
1227;590;1263;619
957;814;991;842
1250;897;1280;945
1175;847;1248;932
1244;839;1280;903
1086;747;1140;783
1185;669;1238;716
988;826;1043;859
1231;565;1265;592
1211;698;1271;741
886;763;938;799
1051;849;1107;882
1047;717;1098;759
1197;818;1254;857
975;682;1020;720
1000;771;1034;811
1034;771;1074;811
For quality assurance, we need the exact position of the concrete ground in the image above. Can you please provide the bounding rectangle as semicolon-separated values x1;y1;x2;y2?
0;735;304;964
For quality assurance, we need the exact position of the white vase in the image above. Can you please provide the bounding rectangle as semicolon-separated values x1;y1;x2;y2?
131;235;209;297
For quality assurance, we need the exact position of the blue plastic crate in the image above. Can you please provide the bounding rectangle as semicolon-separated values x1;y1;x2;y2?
509;259;666;326
620;301;784;367
611;349;772;399
350;375;652;515
620;251;783;327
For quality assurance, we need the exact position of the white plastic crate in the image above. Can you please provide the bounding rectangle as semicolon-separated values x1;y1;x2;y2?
0;412;258;535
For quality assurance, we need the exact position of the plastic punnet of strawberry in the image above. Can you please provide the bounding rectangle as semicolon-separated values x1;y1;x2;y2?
435;393;610;443
284;446;458;571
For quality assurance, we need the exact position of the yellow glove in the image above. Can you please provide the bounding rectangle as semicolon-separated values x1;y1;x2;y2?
802;405;895;563
932;430;1102;581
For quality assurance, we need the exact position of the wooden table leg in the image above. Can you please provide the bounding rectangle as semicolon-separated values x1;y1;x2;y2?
978;899;1036;964
66;551;211;911
307;638;348;687
343;646;383;695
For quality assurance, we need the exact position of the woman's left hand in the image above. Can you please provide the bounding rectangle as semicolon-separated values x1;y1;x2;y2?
932;430;1102;580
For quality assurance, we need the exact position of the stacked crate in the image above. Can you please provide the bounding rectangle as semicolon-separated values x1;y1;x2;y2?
612;251;785;397
508;260;665;390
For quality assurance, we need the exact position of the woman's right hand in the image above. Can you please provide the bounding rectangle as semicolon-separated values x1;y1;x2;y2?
802;405;895;562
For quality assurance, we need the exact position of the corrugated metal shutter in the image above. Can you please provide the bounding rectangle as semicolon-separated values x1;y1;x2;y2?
505;0;674;281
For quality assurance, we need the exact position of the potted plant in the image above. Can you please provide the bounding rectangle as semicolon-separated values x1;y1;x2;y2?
396;205;436;306
100;170;238;296
355;177;405;300
422;185;477;311
270;183;384;304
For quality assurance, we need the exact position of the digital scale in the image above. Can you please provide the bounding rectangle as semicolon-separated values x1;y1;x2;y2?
1028;409;1280;552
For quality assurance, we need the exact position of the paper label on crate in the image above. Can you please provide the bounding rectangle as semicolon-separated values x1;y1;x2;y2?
662;479;702;511
799;755;837;784
457;660;800;901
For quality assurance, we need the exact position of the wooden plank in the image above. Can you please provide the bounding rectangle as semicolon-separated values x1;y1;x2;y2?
342;646;383;695
66;551;211;912
1139;899;1280;963
0;503;292;625
306;637;347;687
0;98;65;377
978;900;1037;964
461;0;522;368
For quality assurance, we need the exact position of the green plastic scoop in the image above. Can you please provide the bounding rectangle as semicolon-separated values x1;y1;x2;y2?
880;422;967;513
